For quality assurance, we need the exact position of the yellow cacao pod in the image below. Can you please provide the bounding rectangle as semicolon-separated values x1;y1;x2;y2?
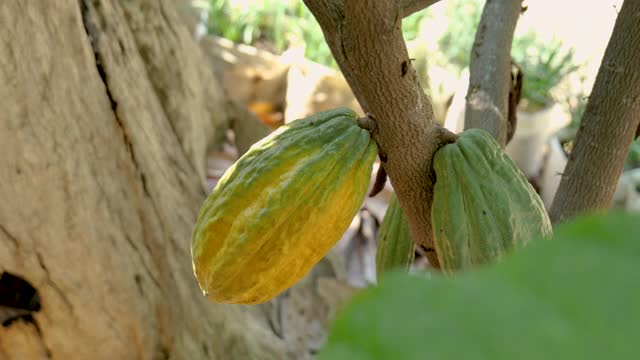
432;128;552;272
192;108;377;304
376;193;415;276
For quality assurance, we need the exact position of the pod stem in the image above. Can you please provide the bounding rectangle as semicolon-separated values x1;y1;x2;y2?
436;126;459;150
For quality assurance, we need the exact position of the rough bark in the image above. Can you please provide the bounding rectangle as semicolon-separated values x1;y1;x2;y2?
550;0;640;224
0;1;289;359
304;0;443;266
118;0;229;182
171;0;206;35
464;0;523;146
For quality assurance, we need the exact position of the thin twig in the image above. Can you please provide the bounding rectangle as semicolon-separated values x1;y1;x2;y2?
506;62;523;145
369;165;387;197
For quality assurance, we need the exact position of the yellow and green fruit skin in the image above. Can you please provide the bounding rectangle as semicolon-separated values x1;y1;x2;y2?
192;108;377;304
432;128;552;272
376;193;415;276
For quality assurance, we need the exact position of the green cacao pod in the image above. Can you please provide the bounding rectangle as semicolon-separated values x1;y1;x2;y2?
376;193;415;276
432;128;552;272
192;108;377;304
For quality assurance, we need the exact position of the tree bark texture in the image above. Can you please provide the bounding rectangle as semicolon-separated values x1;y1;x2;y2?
170;0;206;35
118;0;229;181
0;1;292;358
304;0;444;266
464;0;523;146
550;0;640;224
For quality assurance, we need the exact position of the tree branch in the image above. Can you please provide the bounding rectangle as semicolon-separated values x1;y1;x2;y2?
304;0;442;267
398;0;441;17
464;0;523;146
550;0;640;224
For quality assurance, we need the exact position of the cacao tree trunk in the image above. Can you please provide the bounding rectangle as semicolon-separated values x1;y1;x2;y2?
550;0;640;224
0;1;290;358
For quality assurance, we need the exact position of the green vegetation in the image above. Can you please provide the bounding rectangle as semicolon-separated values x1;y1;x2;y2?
402;10;432;42
205;1;640;168
437;0;579;110
206;0;336;67
208;0;578;110
437;0;483;70
320;213;640;359
512;34;580;110
204;0;580;109
204;0;429;69
625;139;640;170
205;1;635;168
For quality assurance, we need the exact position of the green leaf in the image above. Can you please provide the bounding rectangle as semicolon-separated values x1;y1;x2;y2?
320;213;640;359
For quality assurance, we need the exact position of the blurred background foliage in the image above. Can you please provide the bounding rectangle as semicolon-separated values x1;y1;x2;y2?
206;0;337;67
203;0;579;110
198;0;638;168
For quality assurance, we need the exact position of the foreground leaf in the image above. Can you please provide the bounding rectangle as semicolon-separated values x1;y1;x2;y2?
320;213;640;359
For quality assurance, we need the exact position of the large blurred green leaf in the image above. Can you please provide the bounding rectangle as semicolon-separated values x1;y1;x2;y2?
320;213;640;359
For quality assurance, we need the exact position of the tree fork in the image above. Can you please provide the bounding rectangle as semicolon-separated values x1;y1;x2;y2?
304;0;443;267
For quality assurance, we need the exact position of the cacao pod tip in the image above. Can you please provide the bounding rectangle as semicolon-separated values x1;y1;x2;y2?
376;193;415;276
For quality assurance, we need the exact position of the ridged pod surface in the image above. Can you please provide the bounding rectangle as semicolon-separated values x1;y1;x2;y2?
192;108;377;304
432;128;552;272
376;193;415;276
